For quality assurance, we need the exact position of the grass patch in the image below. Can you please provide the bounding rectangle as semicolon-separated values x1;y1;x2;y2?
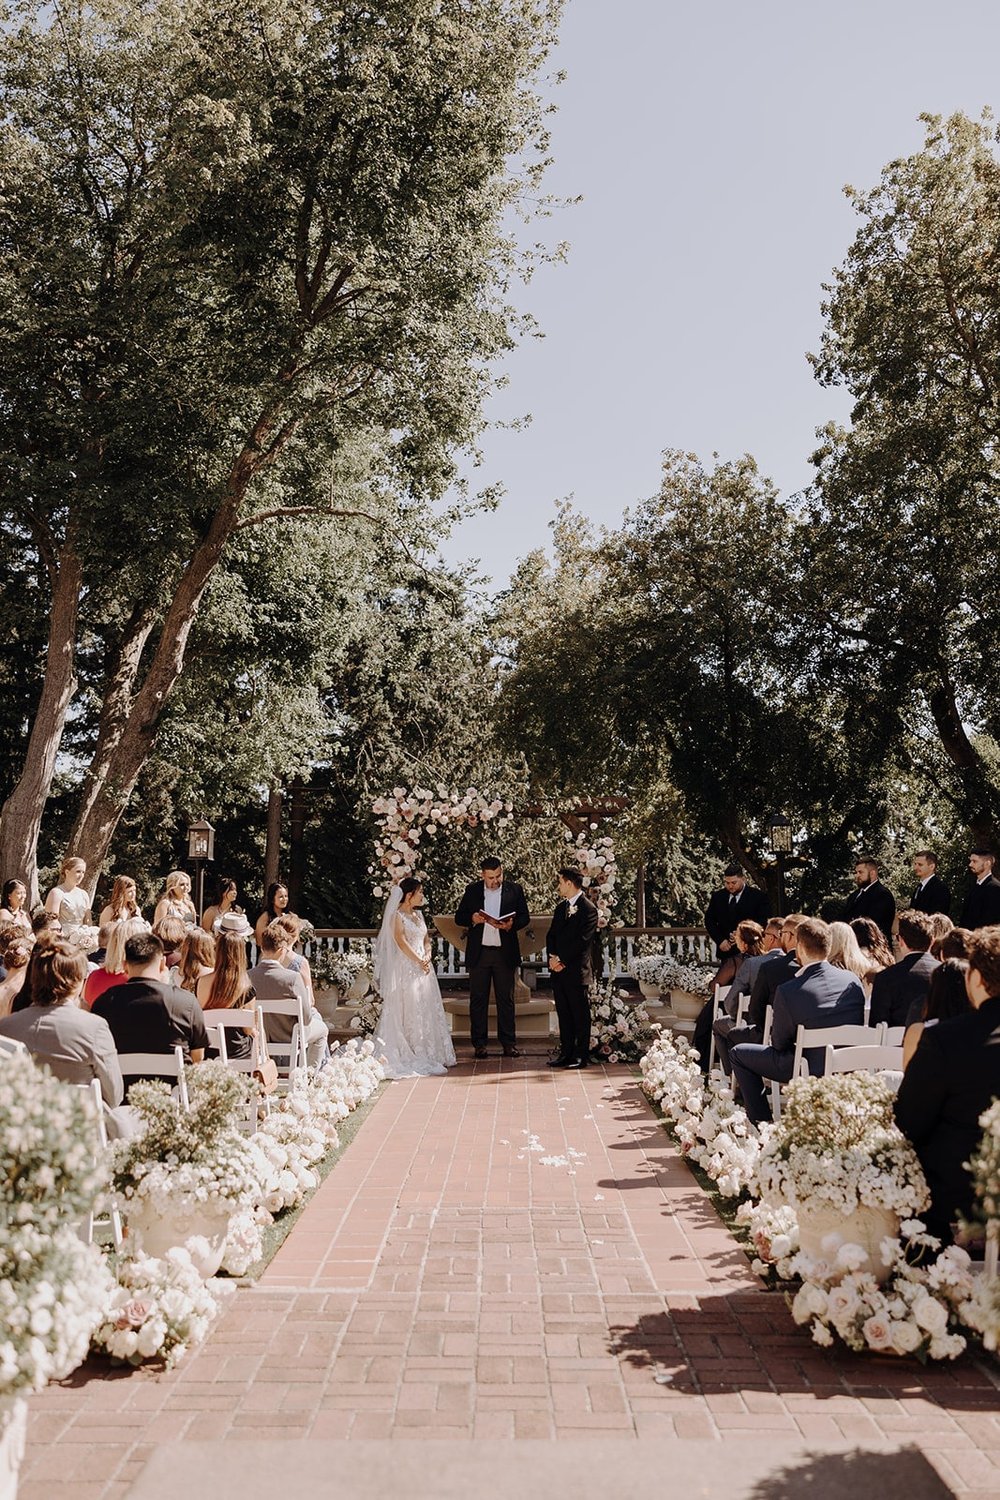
236;1082;387;1281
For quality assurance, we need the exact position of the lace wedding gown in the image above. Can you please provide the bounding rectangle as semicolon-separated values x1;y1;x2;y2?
375;904;456;1081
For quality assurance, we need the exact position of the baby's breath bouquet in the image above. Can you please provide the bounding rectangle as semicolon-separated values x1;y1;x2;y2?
310;944;372;995
628;954;713;995
758;1073;930;1218
590;982;659;1063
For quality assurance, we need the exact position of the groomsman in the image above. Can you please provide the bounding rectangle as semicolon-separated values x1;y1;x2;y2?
546;867;599;1069
843;856;896;942
703;865;770;960
910;851;951;916
960;849;1000;930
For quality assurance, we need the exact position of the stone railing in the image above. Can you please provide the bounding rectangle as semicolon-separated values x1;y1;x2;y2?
304;925;711;981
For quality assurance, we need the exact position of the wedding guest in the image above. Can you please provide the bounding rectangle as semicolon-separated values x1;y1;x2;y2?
708;917;795;1075
99;875;141;926
44;855;91;928
902;959;972;1068
827;920;881;990
0;879;32;938
895;928;1000;1243
84;916;150;1007
0;941;124;1111
933;926;972;962
254;882;289;943
730;918;866;1125
745;914;805;1031
32;910;61;939
843;857;896;943
249;921;328;1069
849;916;894;974
153;870;197;928
201;876;240;934
12;929;60;1013
274;913;316;1003
0;921;18;981
92;932;208;1090
196;930;255;1059
0;939;30;1017
959;849;1000;929
910;851;951;917
152;916;187;972
693;918;765;1069
868;910;939;1029
175;928;216;995
703;866;770;986
927;913;954;951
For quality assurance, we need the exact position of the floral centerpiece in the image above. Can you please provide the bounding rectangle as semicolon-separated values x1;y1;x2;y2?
113;1063;263;1276
590;983;658;1063
310;946;372;997
0;1054;114;1487
91;1247;233;1368
757;1073;930;1277
370;785;514;897
62;923;101;955
564;828;619;924
629;953;714;996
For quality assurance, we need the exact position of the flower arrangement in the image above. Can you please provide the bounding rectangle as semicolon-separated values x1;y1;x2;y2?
370;785;514;897
789;1226;971;1359
590;982;658;1063
756;1073;931;1219
564;828;618;923
112;1063;262;1218
62;923;101;954
91;1247;233;1367
629;953;714;995
349;990;383;1037
639;1032;761;1198
735;1199;800;1278
0;1054;113;1398
309;944;372;995
957;1098;1000;1348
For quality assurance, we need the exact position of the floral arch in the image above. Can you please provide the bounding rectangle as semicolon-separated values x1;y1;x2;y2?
369;785;620;922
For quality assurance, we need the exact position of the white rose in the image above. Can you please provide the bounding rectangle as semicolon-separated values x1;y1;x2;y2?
890;1320;922;1355
912;1295;948;1336
862;1314;893;1351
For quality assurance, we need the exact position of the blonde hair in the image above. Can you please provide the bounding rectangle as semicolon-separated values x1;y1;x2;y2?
59;855;86;880
828;920;877;981
164;870;191;898
104;917;151;975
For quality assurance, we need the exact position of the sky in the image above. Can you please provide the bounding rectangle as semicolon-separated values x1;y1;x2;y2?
442;0;1000;589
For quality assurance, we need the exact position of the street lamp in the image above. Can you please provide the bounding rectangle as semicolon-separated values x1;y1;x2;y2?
768;812;793;916
186;818;215;920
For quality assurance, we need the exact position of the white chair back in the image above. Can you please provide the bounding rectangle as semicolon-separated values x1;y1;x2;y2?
792;1023;880;1081
707;985;734;1076
117;1045;190;1108
73;1080;124;1250
883;1025;906;1046
823;1043;904;1075
204;1007;268;1131
257;996;306;1077
0;1035;28;1058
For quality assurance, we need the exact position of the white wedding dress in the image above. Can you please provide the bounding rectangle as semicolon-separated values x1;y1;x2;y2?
374;893;456;1080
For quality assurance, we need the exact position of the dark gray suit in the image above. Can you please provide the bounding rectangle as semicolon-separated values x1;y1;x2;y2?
731;960;867;1123
869;951;939;1029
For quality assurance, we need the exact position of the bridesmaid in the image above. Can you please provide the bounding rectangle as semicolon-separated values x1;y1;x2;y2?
44;856;91;928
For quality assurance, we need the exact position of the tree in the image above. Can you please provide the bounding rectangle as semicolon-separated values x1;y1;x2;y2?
0;0;563;897
808;110;1000;846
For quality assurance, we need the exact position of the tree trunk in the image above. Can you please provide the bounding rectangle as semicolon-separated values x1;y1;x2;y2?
927;676;1000;846
288;777;307;911
0;537;83;904
264;785;283;892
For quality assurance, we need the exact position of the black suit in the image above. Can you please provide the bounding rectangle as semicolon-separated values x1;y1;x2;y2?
910;875;951;917
894;995;1000;1242
959;875;1000;930
868;951;939;1029
843;880;896;943
547;893;599;1062
730;961;867;1124
455;879;530;1051
703;885;771;958
711;950;795;1075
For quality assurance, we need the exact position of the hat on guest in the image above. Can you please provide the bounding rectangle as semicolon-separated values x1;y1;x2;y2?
214;911;254;939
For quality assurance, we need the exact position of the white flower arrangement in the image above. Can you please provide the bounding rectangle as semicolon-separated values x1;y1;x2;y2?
91;1248;233;1367
349;990;383;1037
639;1032;761;1198
370;785;514;896
735;1199;800;1278
590;982;659;1063
757;1074;931;1219
790;1226;971;1360
564;829;619;923
0;1054;113;1398
309;945;372;995
629;953;714;995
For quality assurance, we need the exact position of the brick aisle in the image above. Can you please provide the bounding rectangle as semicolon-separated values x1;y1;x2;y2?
19;1056;1000;1498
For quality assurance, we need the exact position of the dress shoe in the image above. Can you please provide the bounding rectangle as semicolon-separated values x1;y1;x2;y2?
502;1046;521;1058
474;1047;489;1059
562;1058;588;1070
548;1054;573;1068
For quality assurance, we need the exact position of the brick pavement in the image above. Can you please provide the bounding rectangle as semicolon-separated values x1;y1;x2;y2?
19;1055;1000;1498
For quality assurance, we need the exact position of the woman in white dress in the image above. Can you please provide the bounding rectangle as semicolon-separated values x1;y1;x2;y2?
374;879;456;1080
44;856;91;927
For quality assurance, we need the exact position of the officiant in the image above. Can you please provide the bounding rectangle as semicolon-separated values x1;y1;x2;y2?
455;857;531;1058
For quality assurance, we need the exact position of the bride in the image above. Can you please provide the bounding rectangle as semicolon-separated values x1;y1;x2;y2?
374;878;456;1080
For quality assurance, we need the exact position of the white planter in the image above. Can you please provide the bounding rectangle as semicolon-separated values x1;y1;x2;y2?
796;1200;899;1283
346;969;372;1002
637;979;665;1003
666;989;705;1021
0;1398;26;1500
313;985;342;1027
126;1195;235;1278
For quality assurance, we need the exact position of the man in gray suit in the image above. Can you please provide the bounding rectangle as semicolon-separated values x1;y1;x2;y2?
249;921;328;1069
731;918;867;1124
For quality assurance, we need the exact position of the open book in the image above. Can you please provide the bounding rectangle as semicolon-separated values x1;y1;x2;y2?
477;910;517;926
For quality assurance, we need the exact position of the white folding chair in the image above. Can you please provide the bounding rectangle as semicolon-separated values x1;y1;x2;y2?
706;984;732;1076
759;1009;784;1119
204;1007;269;1131
823;1043;904;1076
0;1035;28;1058
883;1025;906;1046
75;1080;124;1249
257;996;306;1077
791;1024;881;1082
117;1045;190;1108
985;1221;999;1283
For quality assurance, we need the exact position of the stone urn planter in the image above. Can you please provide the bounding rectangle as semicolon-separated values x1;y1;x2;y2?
666;989;705;1021
637;979;665;1004
313;985;342;1028
0;1399;26;1500
346;968;373;1002
796;1201;900;1283
125;1196;236;1278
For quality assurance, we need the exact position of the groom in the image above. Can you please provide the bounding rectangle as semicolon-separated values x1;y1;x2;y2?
455;857;531;1058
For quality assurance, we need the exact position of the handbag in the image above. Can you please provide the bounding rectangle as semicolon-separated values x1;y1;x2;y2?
253;1056;279;1093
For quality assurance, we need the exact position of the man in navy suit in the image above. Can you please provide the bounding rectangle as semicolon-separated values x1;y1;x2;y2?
712;914;804;1075
868;909;939;1029
910;851;951;917
731;918;867;1124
